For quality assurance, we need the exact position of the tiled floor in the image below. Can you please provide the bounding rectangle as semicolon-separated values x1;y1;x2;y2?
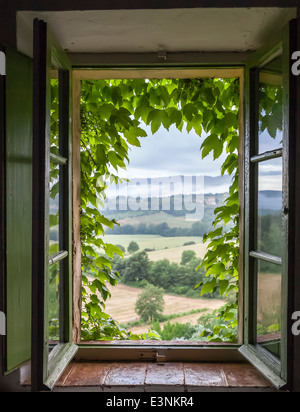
54;362;276;392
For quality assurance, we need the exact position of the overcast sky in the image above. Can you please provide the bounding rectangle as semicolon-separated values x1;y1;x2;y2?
116;123;228;180
106;122;282;196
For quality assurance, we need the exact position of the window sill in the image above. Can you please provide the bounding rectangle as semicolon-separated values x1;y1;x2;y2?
53;361;276;392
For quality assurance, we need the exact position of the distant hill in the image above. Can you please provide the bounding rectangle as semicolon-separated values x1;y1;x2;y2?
102;175;282;217
105;174;232;198
258;190;282;212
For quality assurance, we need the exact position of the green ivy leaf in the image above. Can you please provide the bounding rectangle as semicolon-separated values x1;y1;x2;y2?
205;262;226;277
183;103;198;122
201;278;217;296
105;244;124;259
201;87;216;106
201;134;219;159
96;145;107;165
147;109;170;134
219;279;229;296
95;256;112;269
107;151;126;170
191;115;203;136
124;126;147;147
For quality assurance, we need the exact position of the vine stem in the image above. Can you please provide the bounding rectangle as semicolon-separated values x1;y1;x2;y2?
81;137;97;167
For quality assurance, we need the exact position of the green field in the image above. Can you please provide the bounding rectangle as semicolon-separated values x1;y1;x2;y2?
147;242;207;263
103;234;203;252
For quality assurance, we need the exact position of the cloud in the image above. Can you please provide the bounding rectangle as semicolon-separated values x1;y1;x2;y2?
117;123;229;179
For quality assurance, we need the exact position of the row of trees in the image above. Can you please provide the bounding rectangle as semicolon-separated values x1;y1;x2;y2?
108;219;218;237
112;249;220;299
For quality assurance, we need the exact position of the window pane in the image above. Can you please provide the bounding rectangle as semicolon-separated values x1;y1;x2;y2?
258;54;283;154
49;161;60;256
49;261;60;348
51;75;59;152
50;74;60;256
257;157;282;257
257;259;281;360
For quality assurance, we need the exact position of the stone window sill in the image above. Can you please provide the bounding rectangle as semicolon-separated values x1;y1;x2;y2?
53;361;276;392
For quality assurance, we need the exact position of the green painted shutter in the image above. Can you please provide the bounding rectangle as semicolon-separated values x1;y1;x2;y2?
6;48;33;372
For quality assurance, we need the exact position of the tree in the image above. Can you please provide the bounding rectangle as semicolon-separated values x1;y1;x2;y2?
127;240;140;254
181;250;197;265
123;251;150;283
147;259;175;289
135;284;165;322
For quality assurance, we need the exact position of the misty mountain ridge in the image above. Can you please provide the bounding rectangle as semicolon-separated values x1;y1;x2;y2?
103;175;282;214
105;174;233;198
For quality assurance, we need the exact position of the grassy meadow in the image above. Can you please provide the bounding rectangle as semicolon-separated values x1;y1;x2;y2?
104;234;204;254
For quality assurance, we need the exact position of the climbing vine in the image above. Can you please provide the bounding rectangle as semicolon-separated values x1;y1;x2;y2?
79;77;240;341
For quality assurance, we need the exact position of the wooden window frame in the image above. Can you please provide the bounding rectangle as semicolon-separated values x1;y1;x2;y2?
238;20;296;390
72;67;245;363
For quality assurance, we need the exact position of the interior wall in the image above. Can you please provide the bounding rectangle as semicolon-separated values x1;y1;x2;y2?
1;2;299;51
16;8;297;57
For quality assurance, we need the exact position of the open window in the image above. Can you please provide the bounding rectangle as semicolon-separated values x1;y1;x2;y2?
2;11;297;392
239;20;296;389
74;68;243;351
31;19;77;392
71;22;296;391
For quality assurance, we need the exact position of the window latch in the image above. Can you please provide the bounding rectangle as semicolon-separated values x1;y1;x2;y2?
157;50;167;62
139;350;166;362
156;352;166;363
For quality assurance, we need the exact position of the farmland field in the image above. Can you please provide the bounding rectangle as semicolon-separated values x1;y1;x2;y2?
147;242;207;263
103;234;203;252
104;283;224;335
117;211;195;229
102;233;207;263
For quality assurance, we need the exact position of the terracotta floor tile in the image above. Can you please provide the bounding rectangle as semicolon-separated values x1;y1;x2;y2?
103;362;147;389
58;362;111;387
54;361;277;392
56;363;76;386
184;363;227;388
221;363;272;388
145;363;185;391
